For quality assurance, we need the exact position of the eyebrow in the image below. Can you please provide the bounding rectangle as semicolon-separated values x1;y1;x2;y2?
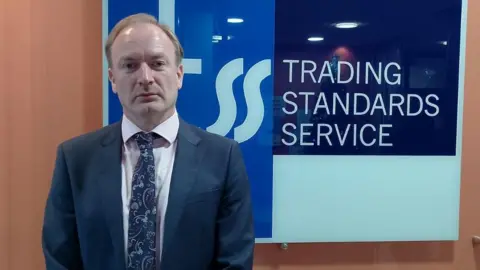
119;52;167;62
119;55;141;63
149;52;167;59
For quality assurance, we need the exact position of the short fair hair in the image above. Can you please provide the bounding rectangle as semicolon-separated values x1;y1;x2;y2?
104;13;184;67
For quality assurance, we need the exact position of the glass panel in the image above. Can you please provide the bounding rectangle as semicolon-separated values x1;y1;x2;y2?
105;0;465;244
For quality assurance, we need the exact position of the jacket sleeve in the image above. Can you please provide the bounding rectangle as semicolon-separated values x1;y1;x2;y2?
42;144;84;270
214;141;255;269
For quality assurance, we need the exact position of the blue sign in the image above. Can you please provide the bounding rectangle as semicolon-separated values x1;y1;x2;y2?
104;0;274;239
104;0;466;243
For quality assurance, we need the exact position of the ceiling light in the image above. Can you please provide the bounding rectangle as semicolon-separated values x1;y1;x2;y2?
308;36;324;42
227;18;243;23
334;22;359;29
212;35;222;41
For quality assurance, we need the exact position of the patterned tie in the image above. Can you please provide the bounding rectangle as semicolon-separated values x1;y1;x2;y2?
127;132;157;270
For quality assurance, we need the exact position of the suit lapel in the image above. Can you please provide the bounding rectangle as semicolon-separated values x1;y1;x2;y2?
161;119;202;259
97;122;125;267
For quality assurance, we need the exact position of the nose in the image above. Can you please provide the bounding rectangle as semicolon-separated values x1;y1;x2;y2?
138;63;154;87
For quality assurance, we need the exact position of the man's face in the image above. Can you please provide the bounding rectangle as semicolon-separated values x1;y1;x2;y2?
108;23;184;123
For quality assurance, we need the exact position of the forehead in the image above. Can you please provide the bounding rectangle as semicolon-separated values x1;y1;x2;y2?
111;23;175;61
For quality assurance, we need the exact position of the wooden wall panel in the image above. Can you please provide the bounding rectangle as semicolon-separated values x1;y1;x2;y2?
0;0;10;268
0;0;102;268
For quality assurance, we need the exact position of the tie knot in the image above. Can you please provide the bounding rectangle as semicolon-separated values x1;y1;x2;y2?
133;132;154;148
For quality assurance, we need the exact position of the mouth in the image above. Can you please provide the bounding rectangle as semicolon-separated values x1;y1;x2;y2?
137;93;159;102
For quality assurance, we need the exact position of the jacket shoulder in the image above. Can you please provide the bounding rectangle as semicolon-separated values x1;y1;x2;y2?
59;122;121;152
185;122;238;148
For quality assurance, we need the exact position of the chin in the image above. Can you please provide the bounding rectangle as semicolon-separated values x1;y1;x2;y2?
137;103;167;115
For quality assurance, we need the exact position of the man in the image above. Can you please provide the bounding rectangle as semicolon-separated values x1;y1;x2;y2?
42;13;254;270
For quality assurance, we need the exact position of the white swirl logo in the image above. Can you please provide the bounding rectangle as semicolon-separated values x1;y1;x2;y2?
206;58;271;143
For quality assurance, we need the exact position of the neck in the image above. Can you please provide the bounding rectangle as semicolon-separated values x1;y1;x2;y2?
125;109;175;132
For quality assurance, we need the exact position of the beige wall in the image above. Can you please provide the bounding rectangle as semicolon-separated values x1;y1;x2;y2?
1;0;479;269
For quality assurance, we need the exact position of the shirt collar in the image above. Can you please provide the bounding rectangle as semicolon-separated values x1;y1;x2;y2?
121;110;179;145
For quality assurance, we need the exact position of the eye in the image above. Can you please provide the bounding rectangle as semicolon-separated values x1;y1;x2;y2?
152;61;165;68
123;62;138;70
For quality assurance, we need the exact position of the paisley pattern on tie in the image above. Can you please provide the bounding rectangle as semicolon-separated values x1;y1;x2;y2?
127;132;157;270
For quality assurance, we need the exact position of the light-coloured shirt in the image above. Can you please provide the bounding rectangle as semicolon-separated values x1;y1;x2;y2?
120;111;179;264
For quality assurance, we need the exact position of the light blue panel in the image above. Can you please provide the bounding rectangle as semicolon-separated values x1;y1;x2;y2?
271;155;461;242
102;0;109;126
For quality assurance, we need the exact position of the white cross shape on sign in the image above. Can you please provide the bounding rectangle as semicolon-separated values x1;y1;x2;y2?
182;58;202;75
159;0;202;75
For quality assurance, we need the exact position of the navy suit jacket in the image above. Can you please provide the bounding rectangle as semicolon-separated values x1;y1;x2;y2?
42;118;255;270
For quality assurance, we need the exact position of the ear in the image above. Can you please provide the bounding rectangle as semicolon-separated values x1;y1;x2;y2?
176;64;184;89
108;68;117;93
